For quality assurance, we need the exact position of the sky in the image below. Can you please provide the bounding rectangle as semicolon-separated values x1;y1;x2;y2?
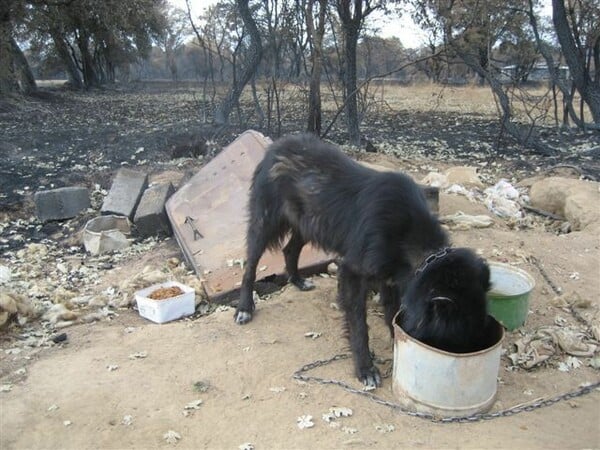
170;0;552;50
171;0;428;49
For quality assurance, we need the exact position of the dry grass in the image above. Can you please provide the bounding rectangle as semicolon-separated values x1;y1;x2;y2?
34;78;591;129
368;83;499;116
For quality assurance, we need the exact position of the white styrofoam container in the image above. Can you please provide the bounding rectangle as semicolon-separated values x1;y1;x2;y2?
135;281;196;324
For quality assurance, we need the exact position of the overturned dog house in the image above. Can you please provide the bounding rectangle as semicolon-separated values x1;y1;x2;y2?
165;130;332;301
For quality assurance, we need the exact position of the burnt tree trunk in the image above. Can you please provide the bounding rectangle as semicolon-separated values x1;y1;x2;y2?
336;0;364;146
77;31;99;88
527;0;587;129
214;0;263;126
10;37;36;94
0;3;17;94
306;0;327;135
552;0;600;124
0;4;36;95
50;29;84;89
454;44;554;155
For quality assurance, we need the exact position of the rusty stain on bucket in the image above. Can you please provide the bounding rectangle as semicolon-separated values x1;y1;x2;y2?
392;311;504;418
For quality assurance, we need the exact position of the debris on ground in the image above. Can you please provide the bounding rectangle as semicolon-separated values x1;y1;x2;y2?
82;215;132;255
508;325;598;370
304;331;322;340
122;415;133;426
484;179;525;219
325;407;353;419
297;415;315;429
183;399;203;417
163;430;181;444
440;211;494;230
128;351;148;359
375;424;396;433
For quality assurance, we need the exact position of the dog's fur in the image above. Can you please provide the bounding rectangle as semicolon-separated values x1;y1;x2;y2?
400;247;491;353
234;133;490;387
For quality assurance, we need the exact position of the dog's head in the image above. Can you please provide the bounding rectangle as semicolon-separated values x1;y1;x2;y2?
400;247;491;353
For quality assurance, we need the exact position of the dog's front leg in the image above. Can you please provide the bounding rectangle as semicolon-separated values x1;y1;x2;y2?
337;265;381;388
380;266;411;336
379;281;399;337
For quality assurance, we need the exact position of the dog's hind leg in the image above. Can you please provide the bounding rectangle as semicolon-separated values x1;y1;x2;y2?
283;230;315;291
338;265;381;388
234;220;271;325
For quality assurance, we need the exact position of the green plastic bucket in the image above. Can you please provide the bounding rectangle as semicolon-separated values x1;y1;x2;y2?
486;263;535;331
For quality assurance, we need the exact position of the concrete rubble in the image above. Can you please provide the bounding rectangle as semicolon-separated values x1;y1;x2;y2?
34;186;90;222
101;168;148;219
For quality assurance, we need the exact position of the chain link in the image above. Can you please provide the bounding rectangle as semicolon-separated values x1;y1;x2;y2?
528;255;593;329
415;247;452;275
528;255;561;295
293;353;600;423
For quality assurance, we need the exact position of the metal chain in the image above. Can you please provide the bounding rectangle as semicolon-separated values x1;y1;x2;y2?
528;255;593;329
415;247;453;274
528;255;561;295
292;353;600;423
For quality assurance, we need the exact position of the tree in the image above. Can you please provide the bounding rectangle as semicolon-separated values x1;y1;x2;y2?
157;7;189;81
0;0;36;94
413;0;555;154
551;0;600;125
22;0;167;88
357;36;405;79
335;0;380;145
306;0;327;134
214;0;263;126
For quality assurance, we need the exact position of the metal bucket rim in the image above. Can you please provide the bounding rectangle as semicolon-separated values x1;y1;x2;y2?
393;311;504;357
489;261;535;288
487;261;535;302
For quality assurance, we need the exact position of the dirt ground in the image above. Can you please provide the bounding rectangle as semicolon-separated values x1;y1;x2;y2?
1;83;599;449
1;192;599;449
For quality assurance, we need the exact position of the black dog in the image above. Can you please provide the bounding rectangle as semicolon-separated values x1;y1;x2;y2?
400;247;491;353
234;133;489;387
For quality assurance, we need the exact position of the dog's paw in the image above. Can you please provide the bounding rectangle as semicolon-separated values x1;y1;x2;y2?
234;310;253;325
290;277;315;291
358;366;382;388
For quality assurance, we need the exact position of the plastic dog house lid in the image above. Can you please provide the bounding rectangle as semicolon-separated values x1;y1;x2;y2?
165;130;331;300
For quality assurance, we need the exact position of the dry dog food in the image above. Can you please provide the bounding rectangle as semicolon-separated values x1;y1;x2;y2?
148;286;184;300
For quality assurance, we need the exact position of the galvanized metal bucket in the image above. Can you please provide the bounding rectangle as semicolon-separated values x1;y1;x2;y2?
392;312;504;418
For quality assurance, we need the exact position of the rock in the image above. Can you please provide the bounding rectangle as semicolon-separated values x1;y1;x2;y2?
421;172;448;188
444;166;484;189
0;292;35;327
101;168;148;220
0;292;18;314
529;177;599;231
133;183;175;238
440;212;494;230
34;187;90;222
422;166;483;189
